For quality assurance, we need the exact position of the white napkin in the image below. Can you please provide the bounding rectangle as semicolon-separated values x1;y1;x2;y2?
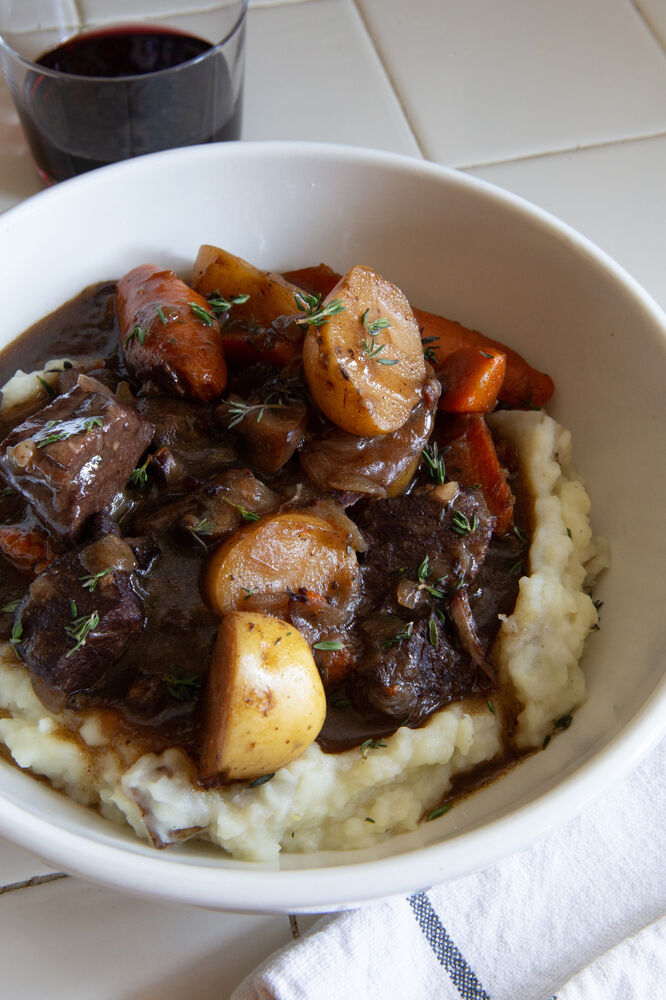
233;736;665;1000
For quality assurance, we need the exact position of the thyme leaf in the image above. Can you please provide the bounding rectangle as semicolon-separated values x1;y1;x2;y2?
206;291;250;315
37;431;68;448
166;673;202;702
383;620;414;649
421;443;447;485
128;456;151;488
248;772;275;788
293;292;345;326
360;738;387;758
36;375;55;397
189;302;217;326
80;568;113;592
124;324;145;347
426;803;451;822
451;510;478;535
65;610;99;658
83;416;104;432
313;640;344;651
9;617;22;653
2;599;20;614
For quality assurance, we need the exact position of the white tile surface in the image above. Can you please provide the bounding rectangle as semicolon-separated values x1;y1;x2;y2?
244;0;420;154
0;877;293;999
468;134;666;309
0;78;44;211
356;0;666;167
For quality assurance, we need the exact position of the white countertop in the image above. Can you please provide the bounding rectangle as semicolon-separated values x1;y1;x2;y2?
0;1;664;995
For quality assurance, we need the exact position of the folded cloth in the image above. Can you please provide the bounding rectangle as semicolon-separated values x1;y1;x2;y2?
233;736;665;1000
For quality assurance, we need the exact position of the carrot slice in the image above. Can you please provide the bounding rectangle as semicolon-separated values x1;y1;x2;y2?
117;264;227;402
415;308;553;409
0;525;60;575
438;345;506;413
219;324;303;368
283;264;340;299
440;414;514;534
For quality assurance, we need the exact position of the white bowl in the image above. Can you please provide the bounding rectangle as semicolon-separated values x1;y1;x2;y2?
0;142;664;912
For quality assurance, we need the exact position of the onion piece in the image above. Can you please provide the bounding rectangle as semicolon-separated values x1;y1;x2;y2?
449;588;496;682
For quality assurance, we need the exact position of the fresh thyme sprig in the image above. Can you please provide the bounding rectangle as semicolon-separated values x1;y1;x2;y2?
189;302;217;327
36;375;55;397
128;455;152;488
166;673;202;702
451;509;479;535
421;336;439;362
383;620;414;649
37;431;68;448
206;291;250;315
9;618;22;653
293;291;345;326
65;610;99;658
225;399;287;429
421;443;447;485
124;324;145;347
188;518;215;550
360;737;387;758
80;568;113;592
222;498;260;523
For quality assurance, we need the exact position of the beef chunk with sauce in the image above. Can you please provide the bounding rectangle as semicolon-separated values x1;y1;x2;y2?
346;487;496;725
0;374;153;540
13;534;144;710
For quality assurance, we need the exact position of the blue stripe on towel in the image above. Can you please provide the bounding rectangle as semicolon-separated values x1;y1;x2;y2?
407;892;491;1000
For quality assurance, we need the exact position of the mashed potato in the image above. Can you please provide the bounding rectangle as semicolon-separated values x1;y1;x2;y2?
0;410;606;861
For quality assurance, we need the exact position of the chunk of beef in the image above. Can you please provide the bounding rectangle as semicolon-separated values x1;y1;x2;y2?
352;486;495;605
135;396;236;480
14;534;144;710
351;614;484;726
346;488;496;725
0;374;153;540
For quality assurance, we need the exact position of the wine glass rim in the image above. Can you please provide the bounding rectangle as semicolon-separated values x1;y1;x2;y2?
0;1;247;83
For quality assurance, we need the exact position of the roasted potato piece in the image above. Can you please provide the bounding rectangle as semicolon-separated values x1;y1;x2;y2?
199;612;326;782
204;510;360;618
192;245;303;327
302;265;427;436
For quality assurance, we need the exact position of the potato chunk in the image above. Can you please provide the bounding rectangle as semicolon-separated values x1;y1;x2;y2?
192;245;302;327
200;612;326;782
302;265;427;436
204;510;361;617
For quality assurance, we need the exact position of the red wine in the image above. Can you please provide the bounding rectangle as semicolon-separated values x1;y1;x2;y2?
16;24;243;183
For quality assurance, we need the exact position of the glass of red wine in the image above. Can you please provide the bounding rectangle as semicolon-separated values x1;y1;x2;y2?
0;0;247;184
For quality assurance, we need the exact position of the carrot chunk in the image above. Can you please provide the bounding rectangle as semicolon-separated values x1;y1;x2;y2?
440;414;514;534
0;526;60;575
438;345;506;413
415;308;554;409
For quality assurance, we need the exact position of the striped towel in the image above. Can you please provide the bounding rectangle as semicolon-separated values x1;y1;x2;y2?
233;736;665;1000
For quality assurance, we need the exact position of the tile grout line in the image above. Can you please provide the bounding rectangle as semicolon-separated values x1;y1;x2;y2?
349;0;425;159
457;128;666;173
0;871;69;897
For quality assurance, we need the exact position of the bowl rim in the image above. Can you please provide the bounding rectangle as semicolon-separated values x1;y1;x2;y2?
0;140;664;912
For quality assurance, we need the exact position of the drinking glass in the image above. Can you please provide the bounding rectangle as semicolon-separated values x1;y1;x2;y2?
0;0;247;183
